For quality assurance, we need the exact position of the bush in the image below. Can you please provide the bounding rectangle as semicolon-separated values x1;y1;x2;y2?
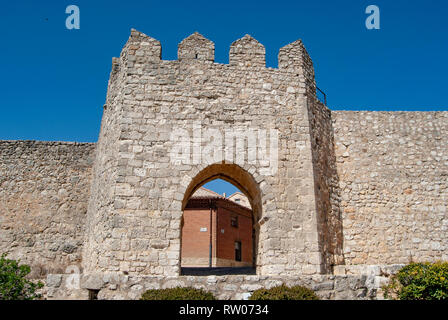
140;287;216;300
0;253;44;300
249;284;319;300
383;262;448;300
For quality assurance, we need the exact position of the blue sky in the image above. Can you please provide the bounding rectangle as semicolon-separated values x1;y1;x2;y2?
202;179;240;197
1;1;447;196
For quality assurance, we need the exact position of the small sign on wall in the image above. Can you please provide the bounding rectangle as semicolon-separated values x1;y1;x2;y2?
200;227;207;232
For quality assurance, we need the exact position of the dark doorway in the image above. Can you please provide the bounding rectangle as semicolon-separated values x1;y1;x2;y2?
235;241;242;262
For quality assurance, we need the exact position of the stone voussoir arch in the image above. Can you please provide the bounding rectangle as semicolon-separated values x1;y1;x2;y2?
177;161;278;272
179;161;277;223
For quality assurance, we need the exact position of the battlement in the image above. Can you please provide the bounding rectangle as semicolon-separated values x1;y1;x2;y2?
178;32;214;62
279;39;316;93
117;28;162;69
229;34;266;68
114;29;315;81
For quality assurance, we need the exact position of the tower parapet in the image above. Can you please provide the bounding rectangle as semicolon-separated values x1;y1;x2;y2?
279;40;316;94
121;29;161;72
116;30;317;88
178;32;214;62
229;34;265;68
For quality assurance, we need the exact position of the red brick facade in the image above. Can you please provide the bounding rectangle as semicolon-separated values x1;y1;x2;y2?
181;197;253;267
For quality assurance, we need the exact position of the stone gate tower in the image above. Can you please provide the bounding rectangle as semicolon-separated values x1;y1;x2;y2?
82;29;343;277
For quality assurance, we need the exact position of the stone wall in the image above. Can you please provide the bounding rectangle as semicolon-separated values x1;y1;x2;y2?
333;111;448;265
44;269;401;300
307;97;344;272
81;47;127;274
0;141;95;277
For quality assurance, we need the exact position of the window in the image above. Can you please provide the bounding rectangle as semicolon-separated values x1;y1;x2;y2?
231;216;238;228
235;198;240;202
235;241;242;262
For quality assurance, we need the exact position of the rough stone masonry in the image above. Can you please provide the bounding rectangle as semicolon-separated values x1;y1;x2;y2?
0;29;447;299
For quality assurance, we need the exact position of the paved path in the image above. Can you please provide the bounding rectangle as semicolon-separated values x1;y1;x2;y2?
181;267;256;276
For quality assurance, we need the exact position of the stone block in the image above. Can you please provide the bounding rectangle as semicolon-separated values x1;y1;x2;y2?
81;275;104;290
46;274;63;288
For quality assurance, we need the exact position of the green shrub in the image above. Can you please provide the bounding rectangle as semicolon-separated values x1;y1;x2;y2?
140;287;216;300
383;262;448;300
0;253;44;300
249;284;319;300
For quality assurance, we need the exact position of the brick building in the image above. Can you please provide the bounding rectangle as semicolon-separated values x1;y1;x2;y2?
181;187;253;267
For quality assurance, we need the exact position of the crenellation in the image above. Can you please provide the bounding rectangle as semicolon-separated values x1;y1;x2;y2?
229;34;266;68
122;29;162;69
178;32;214;62
279;39;316;94
115;30;320;86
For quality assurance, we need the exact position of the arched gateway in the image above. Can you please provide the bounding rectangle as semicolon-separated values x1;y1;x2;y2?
180;163;268;273
82;29;344;278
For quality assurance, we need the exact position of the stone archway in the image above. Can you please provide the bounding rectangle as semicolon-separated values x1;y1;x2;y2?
179;162;275;274
182;163;263;221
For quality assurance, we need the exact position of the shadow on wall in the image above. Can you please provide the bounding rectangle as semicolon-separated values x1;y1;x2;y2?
308;97;345;273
